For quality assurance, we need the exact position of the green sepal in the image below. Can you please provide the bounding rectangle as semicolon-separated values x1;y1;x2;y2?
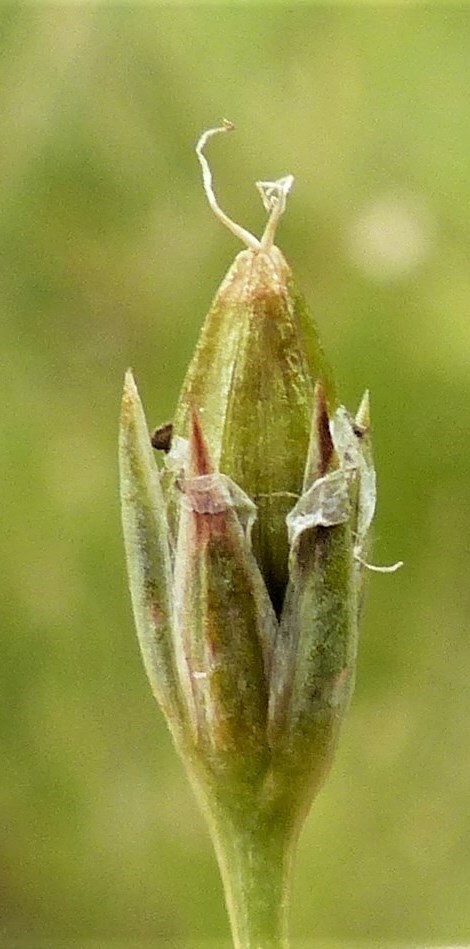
119;370;182;732
268;386;358;803
330;393;376;591
353;389;375;559
171;411;277;785
268;520;356;800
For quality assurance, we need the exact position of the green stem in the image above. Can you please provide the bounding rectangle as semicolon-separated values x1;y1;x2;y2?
209;806;294;949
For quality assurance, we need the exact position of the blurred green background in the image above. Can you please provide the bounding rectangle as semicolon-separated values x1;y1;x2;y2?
2;4;470;947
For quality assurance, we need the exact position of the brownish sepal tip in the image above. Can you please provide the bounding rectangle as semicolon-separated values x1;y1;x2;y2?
315;379;335;477
188;406;215;477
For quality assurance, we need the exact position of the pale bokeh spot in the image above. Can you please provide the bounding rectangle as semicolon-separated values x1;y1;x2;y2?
346;193;435;280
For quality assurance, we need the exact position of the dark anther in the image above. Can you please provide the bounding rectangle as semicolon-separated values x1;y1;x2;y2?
151;421;173;453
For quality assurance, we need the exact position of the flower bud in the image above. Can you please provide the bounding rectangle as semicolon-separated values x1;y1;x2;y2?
119;124;401;855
